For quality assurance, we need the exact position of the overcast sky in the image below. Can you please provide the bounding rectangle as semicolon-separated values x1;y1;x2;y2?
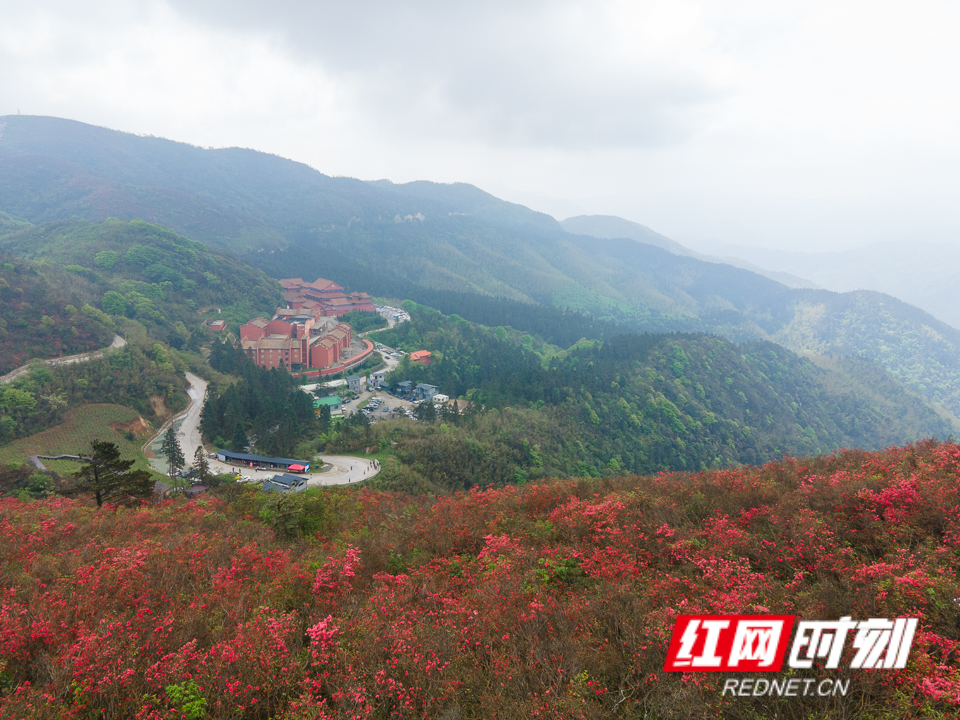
1;0;958;252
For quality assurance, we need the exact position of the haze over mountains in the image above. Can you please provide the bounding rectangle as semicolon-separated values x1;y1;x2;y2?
559;214;820;290
685;239;960;330
3;114;960;429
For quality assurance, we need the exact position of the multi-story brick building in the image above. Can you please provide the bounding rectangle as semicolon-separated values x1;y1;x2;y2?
279;277;376;316
240;306;352;371
239;276;374;371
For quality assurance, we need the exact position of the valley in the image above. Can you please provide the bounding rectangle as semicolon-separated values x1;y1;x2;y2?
0;115;958;718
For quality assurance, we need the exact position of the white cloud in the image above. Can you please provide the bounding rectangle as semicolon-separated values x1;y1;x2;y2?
163;0;728;149
1;0;959;250
0;1;355;159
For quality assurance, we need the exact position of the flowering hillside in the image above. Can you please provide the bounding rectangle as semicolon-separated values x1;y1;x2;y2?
2;441;960;719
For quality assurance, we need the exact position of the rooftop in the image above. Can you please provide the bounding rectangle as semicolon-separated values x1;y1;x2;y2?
216;449;309;466
268;473;305;487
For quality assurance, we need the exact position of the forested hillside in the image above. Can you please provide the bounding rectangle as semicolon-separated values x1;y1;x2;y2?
306;305;952;493
0;343;188;443
772;291;960;415
4;115;960;425
0;218;282;352
0;218;284;449
2;209;953;490
0;256;114;373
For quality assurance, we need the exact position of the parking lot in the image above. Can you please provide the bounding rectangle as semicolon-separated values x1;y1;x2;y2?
303;319;422;423
342;388;418;421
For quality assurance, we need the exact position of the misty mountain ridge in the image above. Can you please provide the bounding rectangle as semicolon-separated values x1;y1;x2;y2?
4;114;960;427
1;216;953;464
687;238;960;330
561;214;820;290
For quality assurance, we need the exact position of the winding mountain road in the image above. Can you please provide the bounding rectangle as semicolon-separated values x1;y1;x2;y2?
1;335;126;385
148;372;379;486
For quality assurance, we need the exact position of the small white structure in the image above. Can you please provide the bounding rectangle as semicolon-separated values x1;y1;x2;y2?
432;393;450;404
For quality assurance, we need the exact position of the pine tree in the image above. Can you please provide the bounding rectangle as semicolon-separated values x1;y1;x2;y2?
160;427;185;477
232;422;248;453
414;401;437;422
193;446;210;483
73;440;153;507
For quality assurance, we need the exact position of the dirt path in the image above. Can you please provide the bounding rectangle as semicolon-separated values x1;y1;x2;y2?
1;335;127;385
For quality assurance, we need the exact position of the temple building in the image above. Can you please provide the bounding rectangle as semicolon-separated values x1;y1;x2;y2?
279;277;376;316
240;305;352;370
239;277;374;370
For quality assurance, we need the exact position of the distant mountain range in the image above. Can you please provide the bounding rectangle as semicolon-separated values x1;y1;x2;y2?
559;215;818;289
2;114;960;428
687;239;960;330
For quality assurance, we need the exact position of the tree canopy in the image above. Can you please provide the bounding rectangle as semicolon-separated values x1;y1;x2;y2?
72;440;153;507
161;427;185;476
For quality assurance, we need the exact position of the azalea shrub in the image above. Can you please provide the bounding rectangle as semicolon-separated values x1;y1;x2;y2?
1;440;960;718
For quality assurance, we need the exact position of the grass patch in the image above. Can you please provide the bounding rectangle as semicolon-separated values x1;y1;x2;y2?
0;403;158;474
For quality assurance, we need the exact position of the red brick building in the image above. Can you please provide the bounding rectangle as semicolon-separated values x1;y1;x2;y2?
279;277;376;316
239;276;374;370
240;307;352;371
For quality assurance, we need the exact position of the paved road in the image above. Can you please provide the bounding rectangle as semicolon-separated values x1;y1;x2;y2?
145;372;208;475
0;334;127;384
150;372;380;486
177;372;208;460
214;455;380;487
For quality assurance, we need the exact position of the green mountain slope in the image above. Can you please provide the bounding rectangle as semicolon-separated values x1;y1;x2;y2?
324;304;955;490
0;215;954;482
0;218;290;447
0;256;115;373
3;115;960;421
0;218;282;354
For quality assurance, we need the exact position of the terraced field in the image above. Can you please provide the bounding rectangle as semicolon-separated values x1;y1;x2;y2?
0;404;158;474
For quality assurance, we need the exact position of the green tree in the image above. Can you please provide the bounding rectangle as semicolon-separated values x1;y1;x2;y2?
414;401;437;422
160;427;185;478
1;388;37;412
94;250;118;269
72;440;153;507
232;422;248;453
193;446;210;483
26;472;53;498
101;291;128;316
